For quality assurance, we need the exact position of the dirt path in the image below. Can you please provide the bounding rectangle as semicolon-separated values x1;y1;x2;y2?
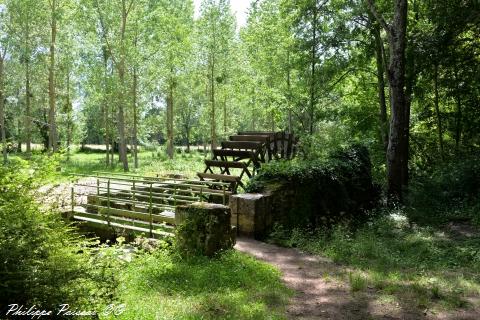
235;237;479;320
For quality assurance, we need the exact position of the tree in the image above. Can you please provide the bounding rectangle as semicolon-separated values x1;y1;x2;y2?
367;0;409;200
197;0;235;151
9;0;46;156
47;0;58;153
0;2;9;164
95;0;135;172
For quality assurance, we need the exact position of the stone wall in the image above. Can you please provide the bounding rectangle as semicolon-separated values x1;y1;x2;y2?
231;145;380;239
175;202;236;257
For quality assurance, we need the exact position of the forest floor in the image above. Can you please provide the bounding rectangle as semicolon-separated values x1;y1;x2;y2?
236;233;480;320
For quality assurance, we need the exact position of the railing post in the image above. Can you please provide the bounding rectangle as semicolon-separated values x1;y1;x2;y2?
200;186;203;203
132;180;136;212
222;184;226;205
174;185;177;207
149;183;153;238
107;179;111;226
96;176;100;196
71;186;74;213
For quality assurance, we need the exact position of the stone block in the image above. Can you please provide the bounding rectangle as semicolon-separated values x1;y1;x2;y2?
229;193;273;239
175;202;235;257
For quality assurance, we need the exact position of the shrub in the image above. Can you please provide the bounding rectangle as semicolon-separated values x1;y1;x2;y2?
0;158;118;310
407;153;480;225
246;144;380;229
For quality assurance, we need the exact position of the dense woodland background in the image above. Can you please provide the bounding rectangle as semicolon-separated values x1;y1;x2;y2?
0;0;479;198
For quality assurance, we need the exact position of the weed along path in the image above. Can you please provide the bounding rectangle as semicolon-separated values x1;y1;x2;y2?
235;237;479;320
235;237;371;319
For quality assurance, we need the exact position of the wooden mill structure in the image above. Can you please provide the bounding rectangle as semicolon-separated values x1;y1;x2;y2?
67;131;297;239
198;131;298;193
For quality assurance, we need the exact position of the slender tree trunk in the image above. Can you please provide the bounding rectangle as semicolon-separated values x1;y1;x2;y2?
454;65;462;153
0;56;6;164
287;52;292;133
66;68;72;161
166;75;174;159
102;47;110;166
368;0;409;201
116;0;129;172
372;23;388;152
223;94;227;136
309;4;317;135
455;96;462;152
433;63;444;160
48;0;58;153
210;53;216;151
132;66;139;167
186;126;190;153
17;117;21;152
25;59;31;156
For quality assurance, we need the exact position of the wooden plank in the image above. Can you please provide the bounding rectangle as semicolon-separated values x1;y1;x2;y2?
221;141;262;150
204;160;248;169
197;172;240;182
73;215;174;237
212;149;255;159
72;207;174;231
229;135;270;142
87;204;176;224
237;131;275;136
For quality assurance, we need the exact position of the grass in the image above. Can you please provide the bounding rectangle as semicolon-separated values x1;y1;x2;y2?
102;249;292;320
5;146;210;183
269;210;480;313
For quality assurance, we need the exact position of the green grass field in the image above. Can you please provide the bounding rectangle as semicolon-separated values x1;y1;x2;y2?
8;147;209;185
102;249;292;320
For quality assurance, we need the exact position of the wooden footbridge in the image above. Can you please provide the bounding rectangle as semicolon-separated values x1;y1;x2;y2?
68;131;297;239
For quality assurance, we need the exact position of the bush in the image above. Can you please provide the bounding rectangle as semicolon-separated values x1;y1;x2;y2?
0;158;118;310
407;153;480;225
246;144;380;229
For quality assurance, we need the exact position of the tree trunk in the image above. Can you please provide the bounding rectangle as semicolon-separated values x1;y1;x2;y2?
0;56;6;164
386;0;409;200
454;65;462;153
48;0;58;153
25;59;31;156
433;63;444;160
367;0;409;201
186;126;190;153
132;66;139;167
372;23;388;152
223;93;227;136
66;68;72;161
166;76;174;159
210;52;216;151
102;47;110;166
309;4;317;135
117;0;129;172
287;51;293;133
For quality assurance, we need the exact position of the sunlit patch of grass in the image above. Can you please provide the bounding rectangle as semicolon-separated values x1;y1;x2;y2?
349;272;367;292
48;148;208;183
102;249;292;320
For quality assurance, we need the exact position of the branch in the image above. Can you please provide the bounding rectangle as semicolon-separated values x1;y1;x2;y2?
126;0;135;17
94;0;118;67
365;0;390;34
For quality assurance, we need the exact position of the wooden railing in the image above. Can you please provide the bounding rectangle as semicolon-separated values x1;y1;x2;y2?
69;173;231;238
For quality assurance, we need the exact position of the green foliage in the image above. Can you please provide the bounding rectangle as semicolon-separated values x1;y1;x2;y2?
407;154;480;225
268;212;480;311
106;249;292;320
0;158;119;309
247;144;379;229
